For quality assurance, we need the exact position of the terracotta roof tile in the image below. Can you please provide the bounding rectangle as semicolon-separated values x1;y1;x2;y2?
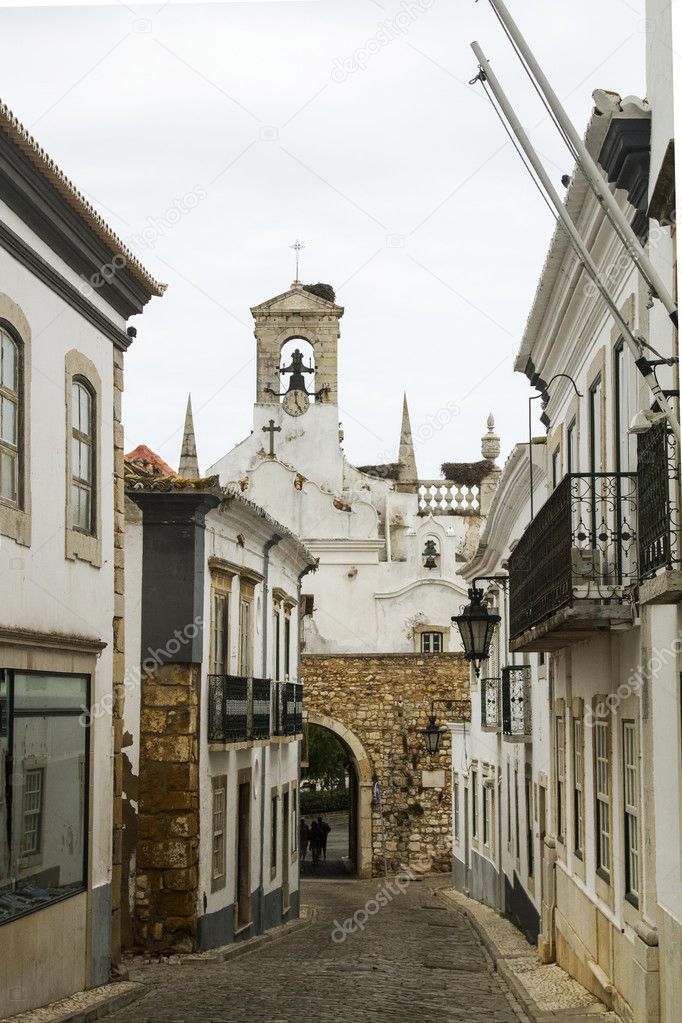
125;444;176;477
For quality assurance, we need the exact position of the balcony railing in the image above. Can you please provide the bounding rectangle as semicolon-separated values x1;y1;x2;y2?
501;666;531;743
252;677;272;739
208;675;273;743
638;422;681;577
509;472;637;643
274;681;303;736
480;677;500;732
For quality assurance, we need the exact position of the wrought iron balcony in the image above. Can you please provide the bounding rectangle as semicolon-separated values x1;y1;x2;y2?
501;666;531;743
274;681;303;736
637;423;681;600
252;677;273;739
480;677;501;732
509;472;637;650
208;675;273;744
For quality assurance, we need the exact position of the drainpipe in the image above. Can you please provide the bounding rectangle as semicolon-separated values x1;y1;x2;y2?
295;561;317;902
257;533;282;934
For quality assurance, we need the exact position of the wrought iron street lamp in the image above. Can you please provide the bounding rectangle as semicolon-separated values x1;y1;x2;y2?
528;373;582;519
452;586;501;677
422;714;444;755
421;698;471;755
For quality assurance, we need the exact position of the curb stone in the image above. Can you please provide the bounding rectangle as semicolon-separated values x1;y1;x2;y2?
3;908;317;1023
177;907;315;963
436;886;620;1023
2;982;145;1023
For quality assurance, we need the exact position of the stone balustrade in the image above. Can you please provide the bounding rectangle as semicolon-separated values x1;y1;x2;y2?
417;480;481;515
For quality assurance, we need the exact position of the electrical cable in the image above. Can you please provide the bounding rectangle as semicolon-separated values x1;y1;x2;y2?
474;73;559;222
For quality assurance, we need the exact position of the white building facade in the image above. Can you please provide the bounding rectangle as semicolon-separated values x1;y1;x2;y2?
122;445;315;952
450;441;550;944
451;48;680;1023
0;104;163;1014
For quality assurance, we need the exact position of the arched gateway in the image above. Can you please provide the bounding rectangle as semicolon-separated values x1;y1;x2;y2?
306;710;374;879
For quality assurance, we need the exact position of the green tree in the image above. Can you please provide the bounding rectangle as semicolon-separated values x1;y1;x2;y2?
303;724;349;791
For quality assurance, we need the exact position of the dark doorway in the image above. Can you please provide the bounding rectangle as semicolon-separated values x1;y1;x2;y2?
236;777;251;929
282;789;290;912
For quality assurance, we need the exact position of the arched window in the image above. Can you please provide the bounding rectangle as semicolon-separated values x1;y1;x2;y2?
0;326;20;505
71;378;95;533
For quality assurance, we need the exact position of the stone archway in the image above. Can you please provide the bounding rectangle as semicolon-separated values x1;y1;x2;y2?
305;710;373;879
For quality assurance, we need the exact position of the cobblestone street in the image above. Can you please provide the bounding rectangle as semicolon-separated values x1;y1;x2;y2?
109;878;525;1023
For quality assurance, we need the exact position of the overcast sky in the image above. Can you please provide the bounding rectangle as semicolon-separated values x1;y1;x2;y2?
1;0;648;477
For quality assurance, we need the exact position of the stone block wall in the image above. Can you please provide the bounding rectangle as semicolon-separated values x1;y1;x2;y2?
134;663;200;953
302;652;470;875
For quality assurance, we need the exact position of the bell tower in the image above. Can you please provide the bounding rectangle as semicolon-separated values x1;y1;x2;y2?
251;281;344;406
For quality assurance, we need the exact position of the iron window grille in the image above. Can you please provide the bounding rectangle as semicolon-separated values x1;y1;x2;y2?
501;665;532;742
480;677;501;732
637;422;680;577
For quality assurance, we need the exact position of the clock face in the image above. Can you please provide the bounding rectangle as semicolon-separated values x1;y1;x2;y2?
282;389;310;417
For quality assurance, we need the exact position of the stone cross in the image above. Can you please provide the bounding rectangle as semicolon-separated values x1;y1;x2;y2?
262;418;281;457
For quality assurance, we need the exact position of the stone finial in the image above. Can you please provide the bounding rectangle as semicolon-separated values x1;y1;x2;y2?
178;394;200;479
481;413;500;462
397;392;418;486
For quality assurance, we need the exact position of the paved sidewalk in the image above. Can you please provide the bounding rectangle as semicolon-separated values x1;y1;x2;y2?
438;886;622;1023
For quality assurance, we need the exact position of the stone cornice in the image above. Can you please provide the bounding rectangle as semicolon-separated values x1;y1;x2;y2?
374;578;466;602
0;120;164;312
0;218;132;350
0;625;106;654
208;556;264;585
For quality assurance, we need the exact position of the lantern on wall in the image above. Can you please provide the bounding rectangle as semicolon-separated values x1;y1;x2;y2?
451;587;501;677
421;714;444;755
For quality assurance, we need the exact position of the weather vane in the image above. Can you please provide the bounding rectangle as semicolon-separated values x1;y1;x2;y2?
290;238;304;282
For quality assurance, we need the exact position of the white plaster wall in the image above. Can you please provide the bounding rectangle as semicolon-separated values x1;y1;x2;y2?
646;0;674;189
0;212;119;895
197;503;306;923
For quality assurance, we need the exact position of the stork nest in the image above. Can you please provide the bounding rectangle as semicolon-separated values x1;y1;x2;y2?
440;459;496;487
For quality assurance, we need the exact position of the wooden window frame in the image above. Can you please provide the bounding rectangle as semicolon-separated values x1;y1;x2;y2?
622;719;640;907
211;774;227;892
70;377;96;536
556;713;566;844
567;417;577;474
21;766;44;857
471;767;478;841
421;631;444;654
573;714;584;860
0;324;21;509
65;350;102;567
0;302;31;547
210;585;230;675
594;715;612;884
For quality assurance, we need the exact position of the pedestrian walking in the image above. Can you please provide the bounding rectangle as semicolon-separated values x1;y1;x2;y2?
299;818;309;862
309;819;322;866
317;815;331;860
